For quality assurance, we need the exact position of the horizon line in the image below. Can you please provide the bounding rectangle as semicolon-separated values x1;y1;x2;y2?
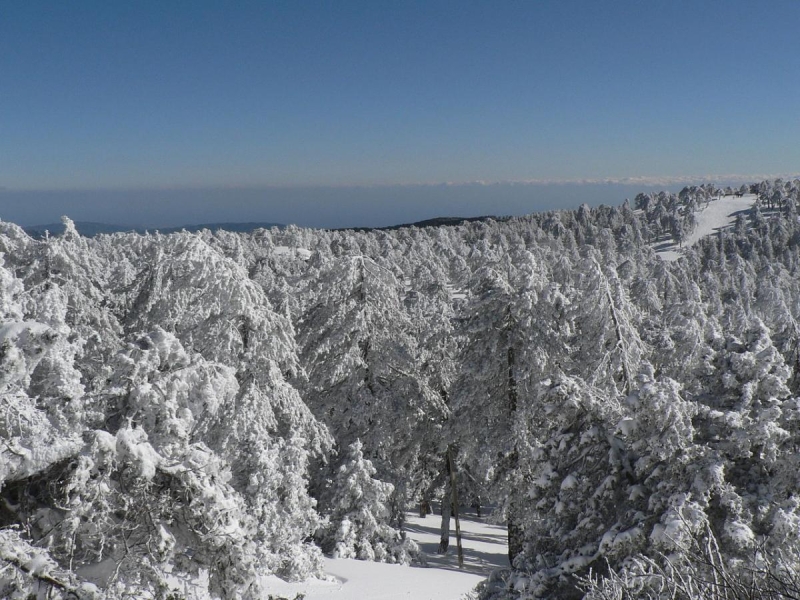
2;173;799;193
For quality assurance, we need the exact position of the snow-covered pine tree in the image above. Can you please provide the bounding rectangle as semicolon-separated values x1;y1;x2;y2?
297;254;446;489
319;440;419;564
449;245;567;563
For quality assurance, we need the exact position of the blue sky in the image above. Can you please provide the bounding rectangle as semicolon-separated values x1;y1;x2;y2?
1;1;799;226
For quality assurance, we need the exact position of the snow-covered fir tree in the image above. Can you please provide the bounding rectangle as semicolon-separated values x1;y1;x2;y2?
317;440;419;564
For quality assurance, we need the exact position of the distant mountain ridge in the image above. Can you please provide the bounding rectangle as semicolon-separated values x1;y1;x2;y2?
22;221;285;239
23;221;131;238
337;215;504;232
22;215;503;238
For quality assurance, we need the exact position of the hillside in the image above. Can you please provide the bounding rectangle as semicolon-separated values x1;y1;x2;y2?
654;193;756;261
1;178;800;599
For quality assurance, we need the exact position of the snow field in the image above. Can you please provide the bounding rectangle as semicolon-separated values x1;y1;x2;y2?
655;194;755;261
260;509;508;599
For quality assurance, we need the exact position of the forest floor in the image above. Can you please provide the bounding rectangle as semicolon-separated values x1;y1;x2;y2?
654;193;756;261
260;508;509;599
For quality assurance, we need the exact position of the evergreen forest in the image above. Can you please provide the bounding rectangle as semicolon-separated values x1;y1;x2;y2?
2;179;800;598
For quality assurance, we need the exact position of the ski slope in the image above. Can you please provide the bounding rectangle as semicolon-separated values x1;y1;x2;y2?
260;509;508;600
655;194;756;261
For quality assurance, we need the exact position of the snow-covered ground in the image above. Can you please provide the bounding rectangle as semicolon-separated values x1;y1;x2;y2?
655;194;755;261
273;245;313;260
260;509;508;600
445;283;467;301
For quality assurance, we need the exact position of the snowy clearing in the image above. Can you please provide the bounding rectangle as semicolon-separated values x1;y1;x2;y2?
654;194;755;261
445;283;467;301
273;245;313;260
260;509;508;600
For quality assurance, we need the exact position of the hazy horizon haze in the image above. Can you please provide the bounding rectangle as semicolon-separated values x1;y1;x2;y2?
2;1;799;225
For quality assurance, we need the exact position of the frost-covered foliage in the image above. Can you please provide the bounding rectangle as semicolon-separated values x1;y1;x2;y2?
578;526;800;600
0;222;329;598
3;179;800;598
318;441;419;564
296;253;447;501
0;527;103;599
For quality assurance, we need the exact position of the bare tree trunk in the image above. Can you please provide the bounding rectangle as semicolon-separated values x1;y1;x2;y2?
506;334;522;565
507;347;518;413
448;446;464;568
595;259;634;395
507;496;524;566
437;478;451;554
419;499;430;518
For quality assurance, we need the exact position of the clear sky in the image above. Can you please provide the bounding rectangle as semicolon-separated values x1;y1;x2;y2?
1;1;799;226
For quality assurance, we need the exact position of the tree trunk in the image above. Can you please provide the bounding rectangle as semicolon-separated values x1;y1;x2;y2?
507;496;524;566
603;278;632;394
438;448;453;554
448;446;464;568
507;346;518;413
506;334;522;565
390;483;406;530
438;480;451;554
